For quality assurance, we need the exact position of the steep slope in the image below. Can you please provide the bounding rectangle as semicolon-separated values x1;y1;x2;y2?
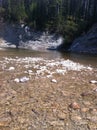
0;22;63;51
70;24;97;54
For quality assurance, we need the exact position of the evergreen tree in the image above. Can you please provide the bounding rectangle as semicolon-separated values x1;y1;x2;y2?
1;0;97;34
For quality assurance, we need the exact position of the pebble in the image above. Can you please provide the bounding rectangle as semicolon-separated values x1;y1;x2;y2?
81;108;89;113
47;75;52;78
14;77;30;83
51;79;57;83
56;69;66;75
89;108;97;114
15;56;18;59
87;116;97;123
87;67;93;71
83;101;91;106
93;88;97;92
0;117;11;127
90;80;97;84
28;70;33;73
81;91;92;96
71;115;82;122
57;112;66;120
0;121;9;127
69;102;80;110
71;115;88;125
92;108;97;112
14;78;20;83
49;121;64;126
8;67;15;71
20;76;29;83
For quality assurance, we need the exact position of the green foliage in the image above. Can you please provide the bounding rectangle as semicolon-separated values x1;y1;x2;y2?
30;2;37;12
0;7;5;14
18;1;27;21
28;1;37;21
64;20;78;36
1;0;97;46
3;0;27;22
64;18;78;45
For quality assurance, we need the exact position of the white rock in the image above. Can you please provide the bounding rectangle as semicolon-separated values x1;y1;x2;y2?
24;71;28;74
15;56;18;59
87;67;92;71
94;88;97;92
51;79;57;83
8;67;15;71
47;75;52;78
93;88;97;92
24;65;30;68
14;78;20;83
90;80;97;84
56;69;66;75
28;70;33;73
20;76;29;83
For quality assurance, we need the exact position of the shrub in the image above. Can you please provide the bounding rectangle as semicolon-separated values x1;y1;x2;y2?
63;18;78;46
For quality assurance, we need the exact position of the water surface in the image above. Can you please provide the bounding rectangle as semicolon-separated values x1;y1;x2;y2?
0;48;97;68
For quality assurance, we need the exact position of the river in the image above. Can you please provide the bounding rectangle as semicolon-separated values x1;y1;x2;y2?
0;47;97;68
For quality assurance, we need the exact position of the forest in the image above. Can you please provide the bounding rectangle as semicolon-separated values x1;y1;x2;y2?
0;0;97;46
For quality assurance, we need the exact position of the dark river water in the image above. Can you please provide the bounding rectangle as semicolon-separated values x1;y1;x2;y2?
0;48;97;68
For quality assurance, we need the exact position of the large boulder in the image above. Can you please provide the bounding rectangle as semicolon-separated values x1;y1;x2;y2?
70;24;97;54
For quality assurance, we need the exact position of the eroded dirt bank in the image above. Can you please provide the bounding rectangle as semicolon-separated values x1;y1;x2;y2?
0;56;97;130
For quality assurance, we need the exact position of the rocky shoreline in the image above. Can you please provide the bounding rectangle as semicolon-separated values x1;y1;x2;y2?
0;56;97;129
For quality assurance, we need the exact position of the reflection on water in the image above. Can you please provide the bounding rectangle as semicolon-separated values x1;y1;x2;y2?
0;48;62;59
0;48;97;68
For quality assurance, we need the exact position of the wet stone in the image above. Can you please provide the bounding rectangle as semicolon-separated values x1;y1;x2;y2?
70;114;88;125
57;112;67;120
70;115;82;122
81;91;92;96
51;79;57;83
8;67;15;71
0;127;10;130
93;88;97;92
88;123;97;130
0;117;11;127
69;102;80;110
49;120;64;127
83;101;91;106
90;80;97;84
81;108;89;113
87;116;97;123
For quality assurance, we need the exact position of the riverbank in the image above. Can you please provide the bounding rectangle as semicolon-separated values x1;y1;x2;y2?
1;22;97;54
0;22;63;51
0;56;97;130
